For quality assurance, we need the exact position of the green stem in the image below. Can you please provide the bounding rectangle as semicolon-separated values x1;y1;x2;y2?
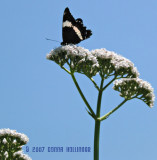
60;66;71;74
102;77;116;91
98;99;128;121
94;77;104;160
94;120;100;160
70;72;96;119
89;77;99;91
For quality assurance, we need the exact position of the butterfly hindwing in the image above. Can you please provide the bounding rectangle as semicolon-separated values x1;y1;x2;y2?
75;18;92;40
62;26;82;45
61;7;92;45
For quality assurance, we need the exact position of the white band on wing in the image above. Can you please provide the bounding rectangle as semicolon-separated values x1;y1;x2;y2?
73;26;83;40
63;21;72;28
63;20;83;40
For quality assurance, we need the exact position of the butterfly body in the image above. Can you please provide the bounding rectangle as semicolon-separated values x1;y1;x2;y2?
61;7;92;45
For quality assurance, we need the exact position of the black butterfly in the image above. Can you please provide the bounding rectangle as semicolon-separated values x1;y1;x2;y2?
61;7;92;45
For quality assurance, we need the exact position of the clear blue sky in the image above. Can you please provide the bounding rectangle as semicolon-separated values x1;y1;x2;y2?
0;0;157;160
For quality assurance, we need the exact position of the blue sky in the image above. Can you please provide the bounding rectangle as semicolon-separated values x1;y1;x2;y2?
0;0;157;160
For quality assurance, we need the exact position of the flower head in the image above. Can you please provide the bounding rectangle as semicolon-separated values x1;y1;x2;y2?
0;128;29;145
0;129;31;159
91;49;139;78
47;45;99;77
113;78;155;107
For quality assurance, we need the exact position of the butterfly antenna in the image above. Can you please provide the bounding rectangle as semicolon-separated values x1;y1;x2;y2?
45;38;61;43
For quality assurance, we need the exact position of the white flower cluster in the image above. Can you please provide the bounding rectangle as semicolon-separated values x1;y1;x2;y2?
47;45;155;107
47;45;99;77
0;128;29;144
113;78;155;107
13;151;32;160
0;129;31;160
47;46;139;78
91;49;139;78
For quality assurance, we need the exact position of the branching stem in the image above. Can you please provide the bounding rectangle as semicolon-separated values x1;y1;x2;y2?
70;72;96;119
103;77;116;91
98;99;128;121
60;66;71;74
61;65;128;160
89;77;99;91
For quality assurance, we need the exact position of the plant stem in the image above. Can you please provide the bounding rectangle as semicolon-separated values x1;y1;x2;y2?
98;99;128;121
94;77;104;160
89;77;100;91
70;72;96;119
61;66;71;74
94;120;100;160
102;77;116;91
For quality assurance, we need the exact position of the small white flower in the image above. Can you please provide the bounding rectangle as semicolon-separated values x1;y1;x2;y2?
2;138;7;144
14;151;32;160
13;139;17;144
4;151;8;158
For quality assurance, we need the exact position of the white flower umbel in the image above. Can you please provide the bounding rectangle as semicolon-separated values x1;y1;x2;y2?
0;128;31;160
113;78;155;107
91;49;139;78
47;45;99;77
0;128;29;144
13;151;32;160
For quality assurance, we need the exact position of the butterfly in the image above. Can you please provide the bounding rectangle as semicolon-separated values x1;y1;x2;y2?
61;7;92;45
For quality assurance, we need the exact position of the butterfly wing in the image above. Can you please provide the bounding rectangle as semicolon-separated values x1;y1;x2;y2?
62;8;81;45
75;18;92;40
61;8;92;45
